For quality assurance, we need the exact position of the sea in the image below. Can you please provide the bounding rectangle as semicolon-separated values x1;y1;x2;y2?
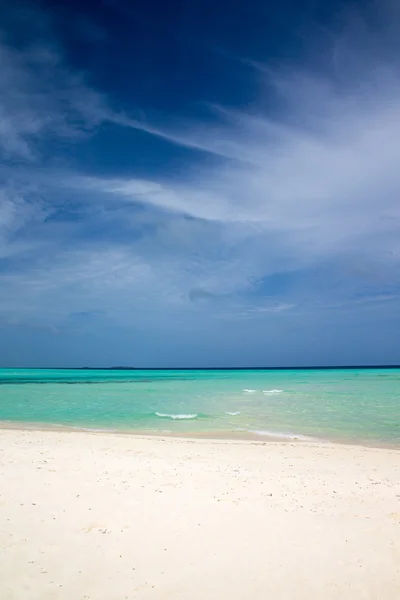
0;368;399;447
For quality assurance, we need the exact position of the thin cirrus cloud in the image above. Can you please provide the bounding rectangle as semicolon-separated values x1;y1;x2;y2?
0;38;107;161
92;68;400;245
0;0;400;366
81;73;400;292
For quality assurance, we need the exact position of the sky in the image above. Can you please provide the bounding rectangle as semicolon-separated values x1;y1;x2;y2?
1;0;400;368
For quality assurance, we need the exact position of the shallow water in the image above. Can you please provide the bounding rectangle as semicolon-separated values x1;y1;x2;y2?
0;368;399;445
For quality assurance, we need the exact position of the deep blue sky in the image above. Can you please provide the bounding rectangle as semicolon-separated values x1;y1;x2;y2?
1;0;400;367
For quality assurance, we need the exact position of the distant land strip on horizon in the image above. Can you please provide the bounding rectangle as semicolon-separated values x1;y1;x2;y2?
3;365;400;371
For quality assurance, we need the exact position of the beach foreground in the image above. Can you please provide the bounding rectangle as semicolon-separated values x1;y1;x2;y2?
0;429;399;599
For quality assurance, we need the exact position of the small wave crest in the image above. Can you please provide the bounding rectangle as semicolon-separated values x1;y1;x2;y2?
263;389;283;394
225;411;240;416
243;389;257;393
155;412;198;420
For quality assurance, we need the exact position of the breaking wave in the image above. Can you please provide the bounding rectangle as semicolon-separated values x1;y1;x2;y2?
155;412;198;420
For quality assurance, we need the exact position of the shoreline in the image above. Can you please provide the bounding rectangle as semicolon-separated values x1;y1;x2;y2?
1;418;399;451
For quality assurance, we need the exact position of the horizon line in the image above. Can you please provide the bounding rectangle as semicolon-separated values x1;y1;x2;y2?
1;365;400;371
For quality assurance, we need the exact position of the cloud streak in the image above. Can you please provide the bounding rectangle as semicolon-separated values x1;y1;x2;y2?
84;66;400;270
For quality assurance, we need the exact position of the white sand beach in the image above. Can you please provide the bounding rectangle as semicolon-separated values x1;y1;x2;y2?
0;428;399;599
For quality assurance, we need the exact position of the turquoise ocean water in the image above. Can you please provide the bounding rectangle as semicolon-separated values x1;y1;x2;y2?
0;368;399;446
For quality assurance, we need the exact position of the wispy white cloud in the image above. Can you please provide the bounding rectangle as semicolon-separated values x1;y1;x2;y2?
0;37;107;161
91;3;400;278
83;67;400;271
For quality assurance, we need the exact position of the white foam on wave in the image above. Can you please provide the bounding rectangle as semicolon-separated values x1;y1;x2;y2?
243;389;257;393
225;411;241;416
263;389;283;394
155;412;198;420
249;429;315;441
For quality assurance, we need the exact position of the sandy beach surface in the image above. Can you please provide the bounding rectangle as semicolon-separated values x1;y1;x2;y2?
0;429;399;599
